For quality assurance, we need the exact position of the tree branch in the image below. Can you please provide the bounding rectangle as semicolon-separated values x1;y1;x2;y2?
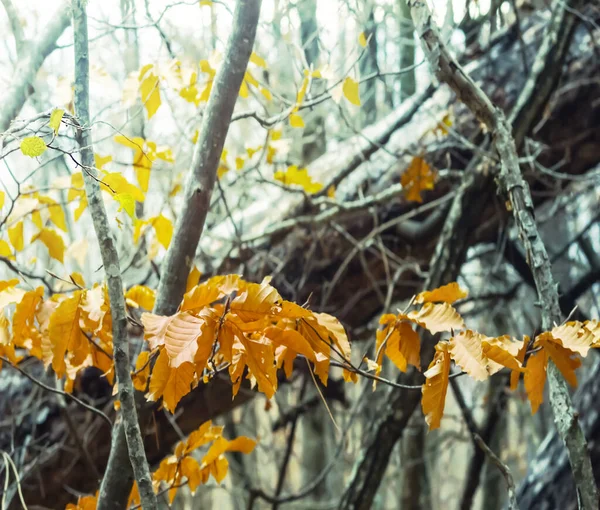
0;1;70;132
409;0;598;508
70;1;157;508
154;0;262;316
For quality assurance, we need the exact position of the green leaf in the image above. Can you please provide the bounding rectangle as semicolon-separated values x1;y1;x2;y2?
20;137;47;157
49;109;65;134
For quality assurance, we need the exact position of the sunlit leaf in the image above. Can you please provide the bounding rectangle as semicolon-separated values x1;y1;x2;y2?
20;136;47;157
8;221;24;251
289;113;304;128
415;282;468;304
49;108;65;134
422;342;450;430
342;77;361;106
31;228;65;263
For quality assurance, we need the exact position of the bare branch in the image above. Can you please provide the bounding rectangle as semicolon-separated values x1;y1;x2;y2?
70;0;157;508
409;0;598;507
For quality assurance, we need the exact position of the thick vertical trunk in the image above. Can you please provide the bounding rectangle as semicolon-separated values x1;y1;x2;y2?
398;0;416;101
359;4;378;126
298;0;326;163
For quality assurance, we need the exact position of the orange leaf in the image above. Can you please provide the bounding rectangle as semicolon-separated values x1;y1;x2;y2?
510;335;529;390
524;348;548;414
12;287;44;348
385;321;420;372
481;335;524;375
132;351;151;391
48;292;85;377
415;282;468;304
125;285;156;310
448;330;488;381
162;311;204;368
548;321;594;357
538;335;581;387
231;277;281;321
407;302;464;334
401;156;436;203
422;342;450;430
162;361;195;412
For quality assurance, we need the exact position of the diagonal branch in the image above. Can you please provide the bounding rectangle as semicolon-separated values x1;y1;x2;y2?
0;1;71;132
94;2;263;508
154;0;263;316
71;0;157;508
409;0;598;508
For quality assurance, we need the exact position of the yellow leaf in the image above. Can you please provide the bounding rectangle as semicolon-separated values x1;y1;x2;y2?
152;214;173;249
31;228;65;263
448;330;489;381
239;79;249;98
125;285;156;310
20;136;47;157
180;456;203;493
0;279;19;292
8;221;24;251
342;77;361;106
273;165;323;194
101;171;145;202
114;193;136;219
407;302;464;334
250;52;266;68
147;348;170;401
12;286;44;348
524;348;548;414
49;292;85;377
186;265;201;292
132;351;151;392
37;196;68;232
422;342;450;430
70;272;85;288
415;282;468;304
139;66;161;119
358;32;367;47
261;87;272;101
401;156;436;203
289;113;304;128
0;191;4;209
0;240;12;258
95;153;113;170
49;108;65;134
327;185;335;199
0;286;25;310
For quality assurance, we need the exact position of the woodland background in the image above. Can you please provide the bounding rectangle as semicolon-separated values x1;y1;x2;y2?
0;0;599;509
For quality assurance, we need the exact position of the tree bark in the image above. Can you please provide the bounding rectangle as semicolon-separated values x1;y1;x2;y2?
409;0;597;507
71;1;158;508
